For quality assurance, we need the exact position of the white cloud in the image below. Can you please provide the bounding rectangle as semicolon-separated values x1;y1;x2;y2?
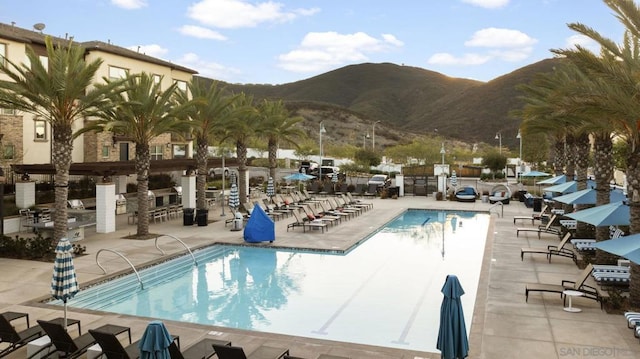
465;27;537;48
278;31;404;73
178;25;227;41
176;52;242;80
187;0;319;29
127;44;169;58
461;0;509;9
427;53;492;66
111;0;147;10
566;34;600;53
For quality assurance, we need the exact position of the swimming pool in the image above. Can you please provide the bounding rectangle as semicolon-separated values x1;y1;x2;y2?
55;209;489;353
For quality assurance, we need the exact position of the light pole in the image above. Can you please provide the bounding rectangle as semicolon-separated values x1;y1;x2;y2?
516;130;523;178
319;121;326;180
363;132;370;148
372;121;381;150
495;132;502;154
220;151;225;217
440;142;445;164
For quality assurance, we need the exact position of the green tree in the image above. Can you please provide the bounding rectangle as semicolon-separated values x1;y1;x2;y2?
0;37;121;241
256;100;306;180
177;79;238;211
94;72;190;237
354;149;381;168
481;151;507;179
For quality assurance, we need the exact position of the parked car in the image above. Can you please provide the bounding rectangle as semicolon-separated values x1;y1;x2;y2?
367;174;391;188
208;167;231;177
299;160;318;174
310;166;344;180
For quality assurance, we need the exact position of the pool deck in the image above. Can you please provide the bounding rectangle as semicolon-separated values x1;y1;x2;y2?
1;186;638;358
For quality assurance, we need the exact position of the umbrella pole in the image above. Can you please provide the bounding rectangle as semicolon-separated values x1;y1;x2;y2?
63;300;68;330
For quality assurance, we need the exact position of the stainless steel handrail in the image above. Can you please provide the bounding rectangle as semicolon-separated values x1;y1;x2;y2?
154;234;197;266
488;201;504;217
96;249;143;289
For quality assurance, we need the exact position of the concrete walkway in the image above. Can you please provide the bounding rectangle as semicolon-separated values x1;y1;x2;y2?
1;188;637;358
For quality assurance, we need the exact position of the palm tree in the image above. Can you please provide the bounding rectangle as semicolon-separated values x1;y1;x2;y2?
0;37;121;241
177;79;238;212
256;100;306;180
551;0;640;306
221;93;258;204
93;72;190;237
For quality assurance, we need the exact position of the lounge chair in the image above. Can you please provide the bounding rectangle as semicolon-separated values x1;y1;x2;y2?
35;319;97;359
339;194;370;211
363;183;378;198
624;312;640;328
513;205;549;224
570;228;624;252
591;271;630;288
454;186;478;202
88;329;141;359
168;338;231;359
516;214;562;238
346;192;373;209
212;343;290;359
520;233;575;263
318;201;352;220
525;264;605;308
0;314;43;357
327;197;361;216
302;204;341;227
287;210;328;233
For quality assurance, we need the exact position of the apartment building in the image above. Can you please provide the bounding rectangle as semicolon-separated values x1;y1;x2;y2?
0;22;198;168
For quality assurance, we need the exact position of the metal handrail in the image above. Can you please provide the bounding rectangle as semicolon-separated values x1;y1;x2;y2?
154;234;197;266
488;202;504;218
96;249;143;289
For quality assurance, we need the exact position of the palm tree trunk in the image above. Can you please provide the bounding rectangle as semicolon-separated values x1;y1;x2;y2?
574;133;591;238
52;130;72;242
237;140;248;204
135;144;151;237
553;136;565;176
195;139;208;210
594;133;616;264
626;148;640;308
268;139;277;180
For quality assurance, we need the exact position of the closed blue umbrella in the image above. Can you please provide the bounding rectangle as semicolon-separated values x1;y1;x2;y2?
138;320;173;359
566;201;629;227
450;171;457;188
228;183;240;210
437;275;469;359
593;233;640;264
51;237;78;329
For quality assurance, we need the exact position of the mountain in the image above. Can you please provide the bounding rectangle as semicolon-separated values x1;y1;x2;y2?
196;59;562;150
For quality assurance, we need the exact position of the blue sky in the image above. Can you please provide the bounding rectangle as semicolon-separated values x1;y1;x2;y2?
0;0;625;85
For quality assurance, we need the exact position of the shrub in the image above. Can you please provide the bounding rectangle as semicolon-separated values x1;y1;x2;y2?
0;234;56;261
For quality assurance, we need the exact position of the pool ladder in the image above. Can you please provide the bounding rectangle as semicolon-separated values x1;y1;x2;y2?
96;249;144;289
488;202;503;217
155;234;197;266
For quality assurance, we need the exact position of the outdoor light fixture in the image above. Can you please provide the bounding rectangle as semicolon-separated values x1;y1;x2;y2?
495;132;502;154
372;121;381;150
319;122;326;180
440;142;445;165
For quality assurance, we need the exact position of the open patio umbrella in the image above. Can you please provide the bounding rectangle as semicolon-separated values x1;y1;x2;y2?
544;180;578;194
593;233;640;264
284;172;315;192
436;274;469;359
266;177;275;202
228;183;240;211
51;237;79;329
553;188;627;205
566;201;630;227
521;170;550;178
138;320;173;359
537;174;567;185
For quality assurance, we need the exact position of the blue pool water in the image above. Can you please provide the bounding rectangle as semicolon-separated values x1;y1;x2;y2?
56;209;489;353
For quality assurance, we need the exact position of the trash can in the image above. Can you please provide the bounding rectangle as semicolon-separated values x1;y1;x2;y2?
533;197;543;212
183;208;195;226
387;186;399;198
231;212;244;231
517;190;528;202
196;209;208;226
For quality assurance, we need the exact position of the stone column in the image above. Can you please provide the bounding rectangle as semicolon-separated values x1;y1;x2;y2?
396;174;404;197
15;181;35;209
181;174;196;209
96;182;116;233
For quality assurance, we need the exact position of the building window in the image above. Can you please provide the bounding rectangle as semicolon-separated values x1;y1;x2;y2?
3;144;14;159
39;55;48;71
150;145;163;160
174;80;187;92
34;119;47;141
173;144;187;159
152;74;161;85
0;108;15;115
109;66;128;79
102;144;110;158
0;43;6;65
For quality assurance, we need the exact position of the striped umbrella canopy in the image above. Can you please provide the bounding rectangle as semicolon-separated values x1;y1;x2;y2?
266;177;275;198
51;237;79;329
450;170;457;188
228;183;240;210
